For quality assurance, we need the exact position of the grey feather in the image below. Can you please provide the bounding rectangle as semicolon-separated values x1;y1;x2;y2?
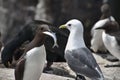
65;47;103;79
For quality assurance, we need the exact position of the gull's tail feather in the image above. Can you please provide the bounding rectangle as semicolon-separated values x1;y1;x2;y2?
94;67;104;80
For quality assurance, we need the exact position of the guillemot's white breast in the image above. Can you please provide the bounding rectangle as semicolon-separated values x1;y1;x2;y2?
23;45;46;80
102;31;120;60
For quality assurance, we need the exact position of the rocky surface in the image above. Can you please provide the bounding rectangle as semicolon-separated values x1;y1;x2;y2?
0;68;74;80
0;53;120;80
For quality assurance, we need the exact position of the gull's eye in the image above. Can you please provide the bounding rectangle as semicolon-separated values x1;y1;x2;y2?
68;24;71;26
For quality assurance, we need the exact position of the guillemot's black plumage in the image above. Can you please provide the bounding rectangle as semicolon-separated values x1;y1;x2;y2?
1;20;45;67
100;3;111;19
15;24;57;80
59;19;104;80
1;20;67;68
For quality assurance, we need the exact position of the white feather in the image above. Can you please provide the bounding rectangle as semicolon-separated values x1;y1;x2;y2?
65;19;86;52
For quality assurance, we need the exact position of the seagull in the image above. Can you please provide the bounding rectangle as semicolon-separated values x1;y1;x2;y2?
15;24;58;80
90;3;115;53
59;19;104;80
96;20;120;67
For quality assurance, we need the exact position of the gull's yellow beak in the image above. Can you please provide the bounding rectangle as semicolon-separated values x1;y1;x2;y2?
59;25;67;29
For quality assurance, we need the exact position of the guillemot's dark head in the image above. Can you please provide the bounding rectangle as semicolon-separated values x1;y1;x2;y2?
100;3;111;19
96;21;120;33
29;23;58;48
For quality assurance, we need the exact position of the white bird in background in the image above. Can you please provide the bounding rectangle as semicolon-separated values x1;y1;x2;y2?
90;3;115;53
96;20;120;67
59;19;104;80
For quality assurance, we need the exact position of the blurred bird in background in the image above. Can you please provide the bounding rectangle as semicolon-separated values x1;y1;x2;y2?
90;3;115;53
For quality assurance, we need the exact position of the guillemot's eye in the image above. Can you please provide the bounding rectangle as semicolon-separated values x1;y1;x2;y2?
68;24;71;26
41;27;44;30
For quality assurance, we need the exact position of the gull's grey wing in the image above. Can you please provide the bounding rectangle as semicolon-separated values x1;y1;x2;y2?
72;47;98;69
65;48;102;78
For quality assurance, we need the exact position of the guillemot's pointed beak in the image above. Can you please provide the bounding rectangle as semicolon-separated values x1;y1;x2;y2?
43;31;59;48
95;25;106;30
95;27;104;30
59;24;67;29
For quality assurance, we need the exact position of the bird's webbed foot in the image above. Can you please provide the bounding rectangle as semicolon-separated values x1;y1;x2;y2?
75;75;86;80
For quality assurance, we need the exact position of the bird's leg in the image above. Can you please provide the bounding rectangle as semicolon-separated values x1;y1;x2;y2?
75;75;86;80
105;62;120;67
46;61;53;70
105;53;119;62
43;61;53;72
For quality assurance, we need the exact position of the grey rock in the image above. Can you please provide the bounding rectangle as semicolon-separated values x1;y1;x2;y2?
0;53;120;80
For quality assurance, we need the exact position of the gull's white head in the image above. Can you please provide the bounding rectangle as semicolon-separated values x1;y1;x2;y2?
59;19;84;33
59;19;86;50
